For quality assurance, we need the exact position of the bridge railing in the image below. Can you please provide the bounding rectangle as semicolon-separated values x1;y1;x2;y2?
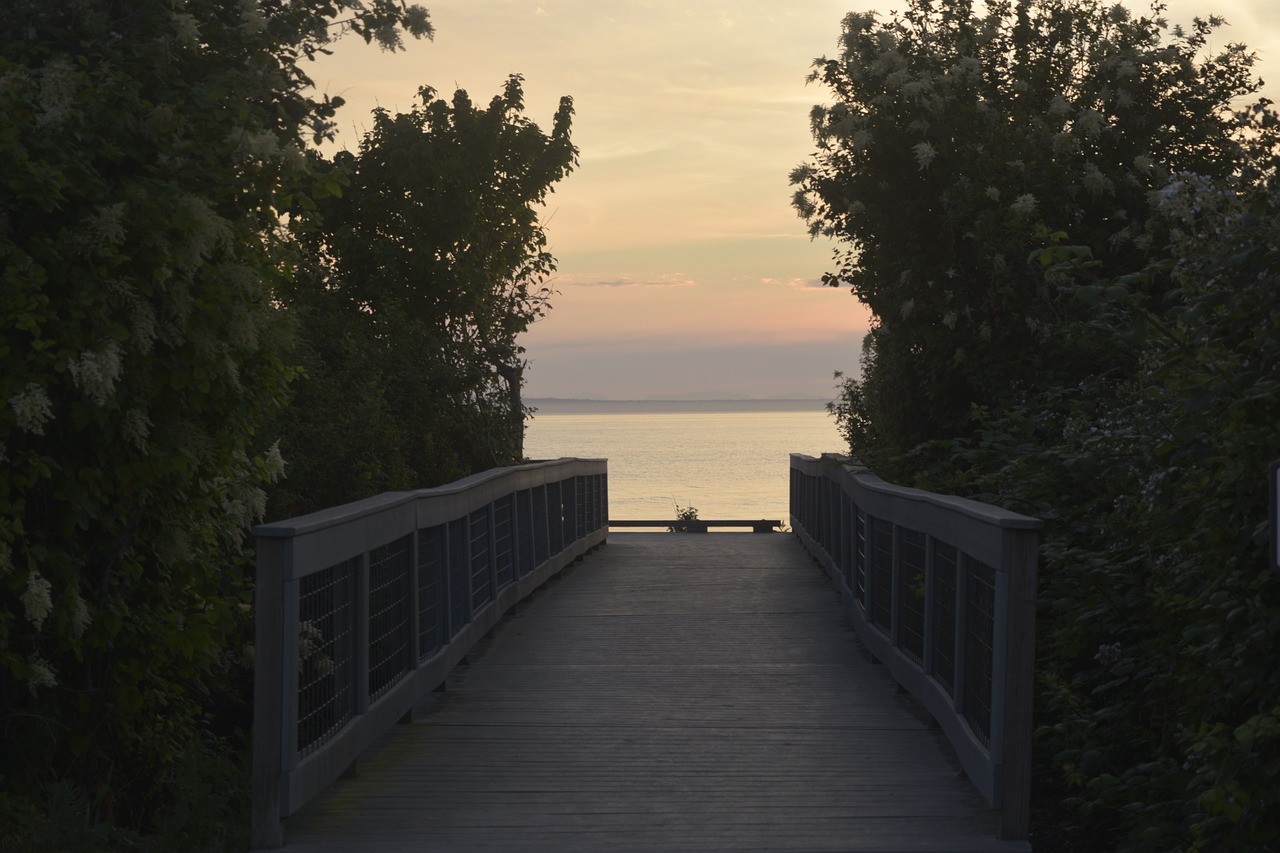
251;458;608;848
789;453;1042;840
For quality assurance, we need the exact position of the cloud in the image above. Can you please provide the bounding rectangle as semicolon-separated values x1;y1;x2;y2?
565;273;697;288
758;276;827;289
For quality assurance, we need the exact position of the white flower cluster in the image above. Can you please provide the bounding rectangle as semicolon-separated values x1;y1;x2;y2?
912;141;937;170
67;340;124;406
77;202;128;254
264;441;286;482
28;654;57;693
232;128;281;163
122;408;151;453
1082;163;1114;196
69;592;92;639
1094;642;1123;666
172;194;231;275
9;383;54;434
128;297;158;355
37;58;77;129
1009;193;1038;217
22;570;53;631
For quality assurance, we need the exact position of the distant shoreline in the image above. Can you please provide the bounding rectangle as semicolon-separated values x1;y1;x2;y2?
526;398;831;414
527;397;830;404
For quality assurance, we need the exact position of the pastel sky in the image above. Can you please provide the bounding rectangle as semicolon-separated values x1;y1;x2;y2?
312;0;1278;400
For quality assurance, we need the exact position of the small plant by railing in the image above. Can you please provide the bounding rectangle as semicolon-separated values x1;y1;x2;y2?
667;502;700;533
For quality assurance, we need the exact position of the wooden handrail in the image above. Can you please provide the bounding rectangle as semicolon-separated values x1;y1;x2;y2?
250;458;608;848
789;453;1042;840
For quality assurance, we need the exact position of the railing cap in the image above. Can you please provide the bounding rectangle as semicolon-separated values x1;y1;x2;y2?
791;452;1044;531
254;457;607;539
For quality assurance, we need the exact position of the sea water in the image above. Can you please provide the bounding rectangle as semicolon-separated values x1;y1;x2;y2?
523;400;845;525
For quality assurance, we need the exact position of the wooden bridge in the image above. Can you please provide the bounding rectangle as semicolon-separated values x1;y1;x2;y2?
251;457;1041;851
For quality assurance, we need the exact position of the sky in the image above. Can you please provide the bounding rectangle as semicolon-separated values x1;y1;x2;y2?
312;0;1279;400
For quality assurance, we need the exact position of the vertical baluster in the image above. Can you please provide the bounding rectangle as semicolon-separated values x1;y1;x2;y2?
953;551;969;717
408;526;420;671
890;524;902;648
355;553;370;715
923;535;935;676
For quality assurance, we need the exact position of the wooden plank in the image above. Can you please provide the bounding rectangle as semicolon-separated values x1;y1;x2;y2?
271;534;1029;852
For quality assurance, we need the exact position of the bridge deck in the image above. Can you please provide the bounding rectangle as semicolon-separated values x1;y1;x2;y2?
277;534;1028;852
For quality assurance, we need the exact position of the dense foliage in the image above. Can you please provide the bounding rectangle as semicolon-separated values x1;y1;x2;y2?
795;0;1280;848
0;1;429;848
271;77;576;518
793;0;1267;452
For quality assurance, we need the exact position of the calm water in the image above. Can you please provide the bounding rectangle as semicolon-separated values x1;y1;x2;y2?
523;400;844;524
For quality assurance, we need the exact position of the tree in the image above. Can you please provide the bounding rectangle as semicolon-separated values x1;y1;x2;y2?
0;0;429;845
792;0;1269;455
271;77;577;518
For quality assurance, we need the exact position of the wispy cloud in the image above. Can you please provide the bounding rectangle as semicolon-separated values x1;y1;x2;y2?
759;276;826;289
566;273;697;289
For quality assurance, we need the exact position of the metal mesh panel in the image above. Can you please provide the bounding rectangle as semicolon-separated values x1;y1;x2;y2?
493;496;514;590
826;479;840;556
841;493;854;593
417;525;445;660
855;509;867;608
594;473;606;529
297;558;357;756
516;490;535;577
448;518;470;639
897;529;926;665
368;536;411;702
931;542;958;696
560;477;576;549
870;518;893;634
963;558;996;746
532;485;549;565
575;475;587;539
470;508;492;610
599;473;609;528
548;481;564;555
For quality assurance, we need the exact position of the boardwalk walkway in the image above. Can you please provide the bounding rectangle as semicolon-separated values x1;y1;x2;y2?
276;534;1029;852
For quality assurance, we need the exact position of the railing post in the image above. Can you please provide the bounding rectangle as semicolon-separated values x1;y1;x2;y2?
998;528;1038;840
251;537;288;849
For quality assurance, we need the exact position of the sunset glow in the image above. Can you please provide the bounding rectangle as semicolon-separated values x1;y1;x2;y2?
312;0;1278;399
